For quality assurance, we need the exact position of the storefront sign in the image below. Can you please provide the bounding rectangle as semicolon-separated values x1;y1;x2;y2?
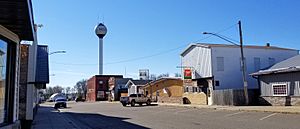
184;69;192;79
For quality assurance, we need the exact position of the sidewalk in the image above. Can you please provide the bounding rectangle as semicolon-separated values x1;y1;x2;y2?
158;103;300;114
31;104;77;129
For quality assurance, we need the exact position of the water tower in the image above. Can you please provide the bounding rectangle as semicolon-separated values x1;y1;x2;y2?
95;23;107;75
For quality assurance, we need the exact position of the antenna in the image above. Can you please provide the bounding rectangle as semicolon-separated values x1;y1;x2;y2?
102;14;105;24
97;15;100;24
125;67;127;77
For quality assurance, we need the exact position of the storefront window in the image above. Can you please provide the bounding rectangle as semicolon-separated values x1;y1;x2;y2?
0;39;7;124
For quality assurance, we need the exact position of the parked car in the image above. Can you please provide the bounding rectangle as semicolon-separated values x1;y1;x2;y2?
75;97;85;102
120;94;151;107
54;98;67;109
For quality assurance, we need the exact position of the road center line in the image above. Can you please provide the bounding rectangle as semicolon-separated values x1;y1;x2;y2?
224;111;244;117
259;113;277;121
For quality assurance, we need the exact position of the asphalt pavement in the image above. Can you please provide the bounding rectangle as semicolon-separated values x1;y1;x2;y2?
48;102;300;129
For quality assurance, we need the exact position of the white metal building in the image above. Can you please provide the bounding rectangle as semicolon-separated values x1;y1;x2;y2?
180;43;298;90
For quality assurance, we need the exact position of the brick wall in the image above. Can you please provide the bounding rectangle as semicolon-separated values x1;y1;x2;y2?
259;96;300;106
158;96;183;104
19;44;29;119
86;77;96;101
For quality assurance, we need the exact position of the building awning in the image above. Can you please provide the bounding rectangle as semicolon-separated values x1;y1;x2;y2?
250;67;300;76
0;0;35;40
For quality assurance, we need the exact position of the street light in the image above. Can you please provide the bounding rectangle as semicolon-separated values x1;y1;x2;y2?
203;20;249;105
49;50;66;55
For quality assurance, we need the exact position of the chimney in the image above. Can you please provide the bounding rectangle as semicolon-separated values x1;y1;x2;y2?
266;43;270;47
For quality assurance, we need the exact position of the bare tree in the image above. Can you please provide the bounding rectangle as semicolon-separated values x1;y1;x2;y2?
175;73;182;77
74;79;87;99
157;73;169;79
150;74;157;81
65;87;71;95
44;86;64;99
52;85;64;93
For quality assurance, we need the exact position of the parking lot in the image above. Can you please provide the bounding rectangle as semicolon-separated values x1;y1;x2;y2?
49;102;300;129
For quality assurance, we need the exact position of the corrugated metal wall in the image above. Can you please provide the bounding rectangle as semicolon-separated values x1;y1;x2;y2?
260;72;300;96
182;46;212;78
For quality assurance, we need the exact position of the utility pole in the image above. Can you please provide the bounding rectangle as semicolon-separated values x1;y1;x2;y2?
238;20;249;105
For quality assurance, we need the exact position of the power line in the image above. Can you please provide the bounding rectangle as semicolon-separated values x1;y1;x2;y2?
51;23;237;66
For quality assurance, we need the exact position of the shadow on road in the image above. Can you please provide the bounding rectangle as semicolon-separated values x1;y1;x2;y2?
63;111;150;129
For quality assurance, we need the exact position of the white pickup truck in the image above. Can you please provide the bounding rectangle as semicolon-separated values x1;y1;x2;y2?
120;94;151;107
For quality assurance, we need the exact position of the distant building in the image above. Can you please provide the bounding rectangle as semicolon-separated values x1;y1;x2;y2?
126;80;151;95
142;77;183;104
251;55;300;106
86;75;123;101
139;69;149;80
180;43;299;105
108;78;132;101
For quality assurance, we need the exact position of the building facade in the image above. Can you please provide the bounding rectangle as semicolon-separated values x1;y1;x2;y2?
19;44;49;128
180;43;299;105
126;80;151;96
251;55;300;106
143;78;183;104
108;78;132;101
0;0;36;128
86;75;123;101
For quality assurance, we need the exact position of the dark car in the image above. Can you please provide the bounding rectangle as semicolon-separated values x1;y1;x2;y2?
54;98;67;109
75;97;85;102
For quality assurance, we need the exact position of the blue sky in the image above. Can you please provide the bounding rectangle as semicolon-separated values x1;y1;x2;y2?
32;0;300;88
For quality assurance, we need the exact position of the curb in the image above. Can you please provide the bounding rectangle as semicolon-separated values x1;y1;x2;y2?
158;103;300;114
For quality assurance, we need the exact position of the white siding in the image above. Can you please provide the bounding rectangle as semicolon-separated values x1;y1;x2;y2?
211;46;298;90
128;85;137;95
181;46;212;78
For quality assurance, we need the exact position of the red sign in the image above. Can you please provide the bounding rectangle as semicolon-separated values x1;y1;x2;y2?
184;69;192;79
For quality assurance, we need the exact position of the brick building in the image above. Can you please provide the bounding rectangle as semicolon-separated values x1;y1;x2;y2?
86;75;123;101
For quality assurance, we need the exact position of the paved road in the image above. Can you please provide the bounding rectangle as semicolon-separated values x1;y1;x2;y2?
58;102;300;129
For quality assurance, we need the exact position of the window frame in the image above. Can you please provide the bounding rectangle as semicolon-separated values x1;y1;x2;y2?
272;83;288;96
215;80;220;87
0;35;16;126
216;57;224;71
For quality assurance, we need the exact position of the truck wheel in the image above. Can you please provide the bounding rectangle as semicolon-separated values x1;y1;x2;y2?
122;103;127;107
131;100;135;107
146;100;151;106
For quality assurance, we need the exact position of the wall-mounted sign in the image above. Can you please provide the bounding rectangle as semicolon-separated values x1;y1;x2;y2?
184;69;192;79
